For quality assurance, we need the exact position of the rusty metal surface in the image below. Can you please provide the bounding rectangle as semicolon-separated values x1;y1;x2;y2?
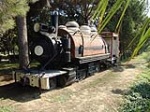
58;27;106;58
81;33;106;56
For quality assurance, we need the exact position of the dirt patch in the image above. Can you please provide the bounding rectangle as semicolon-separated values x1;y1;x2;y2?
0;63;143;112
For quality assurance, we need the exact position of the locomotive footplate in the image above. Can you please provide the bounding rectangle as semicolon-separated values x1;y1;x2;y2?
77;53;110;64
13;70;67;90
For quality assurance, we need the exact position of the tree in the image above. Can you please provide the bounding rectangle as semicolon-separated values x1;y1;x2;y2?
130;18;150;58
0;0;29;34
0;29;17;55
121;0;148;58
15;0;30;69
16;16;29;69
17;0;52;69
117;0;147;59
94;0;148;59
0;0;38;69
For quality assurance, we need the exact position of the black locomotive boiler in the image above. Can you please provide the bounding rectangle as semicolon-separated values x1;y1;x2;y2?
13;13;119;90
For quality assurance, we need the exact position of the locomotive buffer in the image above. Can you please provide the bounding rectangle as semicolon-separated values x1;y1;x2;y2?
13;70;68;90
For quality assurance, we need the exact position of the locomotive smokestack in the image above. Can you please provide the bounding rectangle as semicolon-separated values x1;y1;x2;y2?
51;10;59;36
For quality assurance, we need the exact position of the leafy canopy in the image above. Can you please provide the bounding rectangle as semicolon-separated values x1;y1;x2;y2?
0;0;38;34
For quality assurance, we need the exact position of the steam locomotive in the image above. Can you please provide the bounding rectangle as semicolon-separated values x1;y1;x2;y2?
13;12;119;90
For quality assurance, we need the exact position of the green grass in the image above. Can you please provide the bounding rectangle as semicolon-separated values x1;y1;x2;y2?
0;61;40;70
0;106;14;112
82;72;118;90
45;89;73;103
0;62;18;71
0;61;40;76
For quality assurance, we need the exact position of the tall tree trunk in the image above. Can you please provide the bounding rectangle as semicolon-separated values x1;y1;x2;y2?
16;16;29;69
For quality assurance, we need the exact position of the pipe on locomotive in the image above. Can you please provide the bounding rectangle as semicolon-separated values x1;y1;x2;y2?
51;10;71;63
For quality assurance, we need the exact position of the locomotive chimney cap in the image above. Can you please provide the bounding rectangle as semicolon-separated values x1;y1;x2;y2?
80;25;91;34
65;21;79;28
90;26;97;32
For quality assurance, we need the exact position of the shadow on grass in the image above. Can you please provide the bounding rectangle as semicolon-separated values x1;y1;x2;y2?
0;83;41;102
111;88;129;96
111;63;136;73
112;82;150;98
123;64;136;69
111;66;124;72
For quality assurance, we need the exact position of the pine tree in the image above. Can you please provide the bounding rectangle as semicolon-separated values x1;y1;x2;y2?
0;0;29;34
0;0;39;69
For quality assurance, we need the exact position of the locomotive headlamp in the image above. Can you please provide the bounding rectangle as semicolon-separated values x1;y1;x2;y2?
34;45;44;56
33;23;40;32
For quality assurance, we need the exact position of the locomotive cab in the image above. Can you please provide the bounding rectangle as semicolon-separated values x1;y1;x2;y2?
101;32;120;64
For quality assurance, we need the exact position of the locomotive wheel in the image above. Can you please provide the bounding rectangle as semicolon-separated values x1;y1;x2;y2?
57;75;67;87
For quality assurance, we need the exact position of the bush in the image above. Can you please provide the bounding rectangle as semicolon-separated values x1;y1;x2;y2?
121;70;150;112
